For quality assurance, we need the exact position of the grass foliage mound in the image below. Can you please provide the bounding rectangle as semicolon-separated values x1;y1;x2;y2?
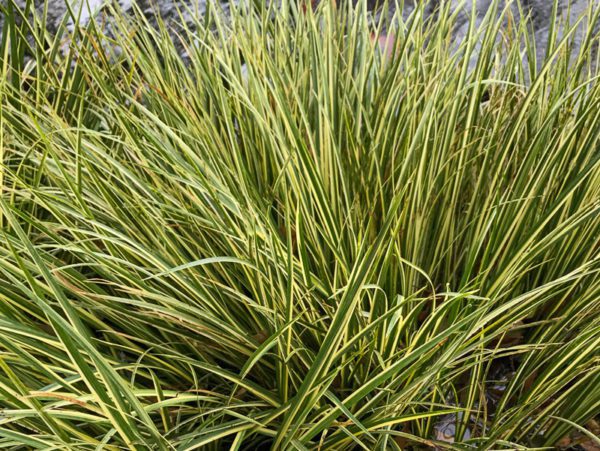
0;0;599;448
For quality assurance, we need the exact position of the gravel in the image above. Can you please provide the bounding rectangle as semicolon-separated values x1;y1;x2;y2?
0;1;597;67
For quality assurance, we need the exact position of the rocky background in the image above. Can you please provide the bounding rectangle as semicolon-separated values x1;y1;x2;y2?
0;1;598;67
1;1;598;61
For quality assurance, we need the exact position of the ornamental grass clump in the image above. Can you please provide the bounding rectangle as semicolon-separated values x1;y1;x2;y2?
0;0;599;449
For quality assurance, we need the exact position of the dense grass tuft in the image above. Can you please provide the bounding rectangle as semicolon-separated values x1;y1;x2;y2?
0;0;599;449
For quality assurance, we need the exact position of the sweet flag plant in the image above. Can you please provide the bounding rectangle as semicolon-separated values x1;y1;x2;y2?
0;0;599;449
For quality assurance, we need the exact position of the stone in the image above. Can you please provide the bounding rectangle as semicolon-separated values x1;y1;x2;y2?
0;0;597;68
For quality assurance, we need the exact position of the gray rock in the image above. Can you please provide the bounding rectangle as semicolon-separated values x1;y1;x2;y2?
390;1;597;68
0;0;598;68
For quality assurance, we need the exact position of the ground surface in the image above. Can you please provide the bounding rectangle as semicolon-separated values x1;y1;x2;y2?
0;0;595;63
